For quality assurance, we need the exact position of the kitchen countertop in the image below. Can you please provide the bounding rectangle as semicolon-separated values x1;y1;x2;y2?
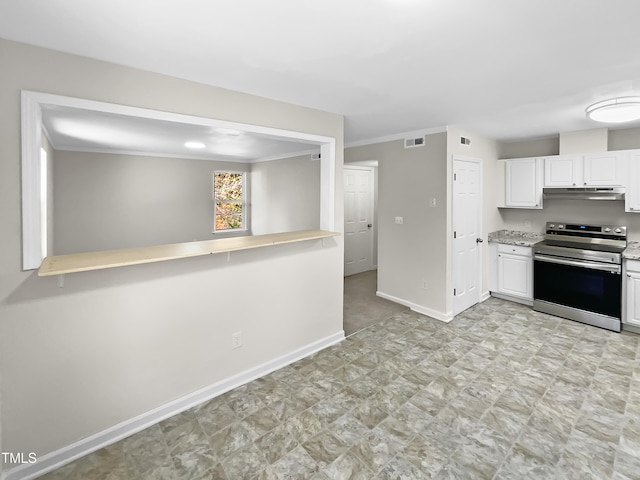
488;231;640;259
624;241;640;260
488;230;544;247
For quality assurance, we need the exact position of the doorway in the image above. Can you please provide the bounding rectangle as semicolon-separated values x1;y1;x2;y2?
343;163;404;335
344;165;375;276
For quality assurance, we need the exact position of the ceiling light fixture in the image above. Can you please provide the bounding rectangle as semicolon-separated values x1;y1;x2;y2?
586;97;640;123
184;141;206;149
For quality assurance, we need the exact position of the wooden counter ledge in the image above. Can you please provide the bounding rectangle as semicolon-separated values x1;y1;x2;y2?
38;229;340;277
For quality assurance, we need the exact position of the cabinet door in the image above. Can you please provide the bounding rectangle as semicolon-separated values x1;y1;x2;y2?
626;151;640;213
544;156;582;187
626;272;640;327
498;253;532;299
583;153;623;186
505;158;542;208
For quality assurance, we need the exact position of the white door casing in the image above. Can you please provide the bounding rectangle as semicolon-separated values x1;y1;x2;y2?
344;166;374;276
453;156;482;315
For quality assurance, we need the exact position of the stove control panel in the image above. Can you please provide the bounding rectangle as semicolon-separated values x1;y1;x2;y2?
545;222;627;239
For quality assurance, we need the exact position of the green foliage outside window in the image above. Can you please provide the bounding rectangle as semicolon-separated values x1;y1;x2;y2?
214;172;244;231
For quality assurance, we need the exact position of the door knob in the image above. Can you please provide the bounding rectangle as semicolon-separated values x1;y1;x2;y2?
476;238;484;243
367;224;373;228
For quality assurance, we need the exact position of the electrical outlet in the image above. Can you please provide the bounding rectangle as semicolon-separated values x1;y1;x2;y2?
395;216;404;225
232;331;242;349
430;197;437;207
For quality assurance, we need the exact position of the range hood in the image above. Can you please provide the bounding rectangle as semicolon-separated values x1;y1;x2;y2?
543;187;625;201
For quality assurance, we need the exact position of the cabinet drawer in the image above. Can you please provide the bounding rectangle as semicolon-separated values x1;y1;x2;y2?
497;244;532;257
627;259;640;273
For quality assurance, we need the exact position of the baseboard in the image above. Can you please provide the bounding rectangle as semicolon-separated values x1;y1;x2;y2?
489;292;533;306
1;331;345;480
480;291;491;303
623;323;640;334
376;291;453;323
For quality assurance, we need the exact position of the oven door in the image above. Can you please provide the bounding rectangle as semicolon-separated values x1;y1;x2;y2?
534;254;622;320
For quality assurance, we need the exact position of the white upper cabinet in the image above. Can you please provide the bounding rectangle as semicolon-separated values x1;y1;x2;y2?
582;153;624;186
505;157;543;209
626;150;640;213
544;153;624;188
543;155;582;187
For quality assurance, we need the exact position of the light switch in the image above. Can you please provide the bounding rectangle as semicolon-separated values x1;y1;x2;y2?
430;198;437;207
395;216;404;225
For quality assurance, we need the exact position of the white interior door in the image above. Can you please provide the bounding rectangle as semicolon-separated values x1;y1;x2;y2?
453;157;482;315
344;166;374;276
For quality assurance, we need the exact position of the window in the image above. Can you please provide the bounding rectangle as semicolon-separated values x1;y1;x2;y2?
213;171;246;232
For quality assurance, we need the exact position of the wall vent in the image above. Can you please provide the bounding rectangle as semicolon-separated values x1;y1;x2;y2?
311;153;321;160
404;136;425;148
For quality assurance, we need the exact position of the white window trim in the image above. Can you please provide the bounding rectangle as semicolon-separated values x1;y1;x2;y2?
212;171;249;234
40;147;48;259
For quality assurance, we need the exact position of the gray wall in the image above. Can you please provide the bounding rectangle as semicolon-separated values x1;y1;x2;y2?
53;150;321;254
344;128;501;318
609;127;640;151
499;136;559;159
0;38;343;470
250;154;321;235
53;151;250;254
346;133;449;316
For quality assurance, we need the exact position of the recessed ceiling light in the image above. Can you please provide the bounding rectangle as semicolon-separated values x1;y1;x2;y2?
184;141;206;149
586;97;640;123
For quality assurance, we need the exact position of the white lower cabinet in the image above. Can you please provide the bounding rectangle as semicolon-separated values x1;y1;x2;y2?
625;260;640;328
489;243;533;305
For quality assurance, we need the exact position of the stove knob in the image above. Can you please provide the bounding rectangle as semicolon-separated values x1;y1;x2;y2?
615;228;622;233
604;227;612;233
558;224;565;229
549;224;555;228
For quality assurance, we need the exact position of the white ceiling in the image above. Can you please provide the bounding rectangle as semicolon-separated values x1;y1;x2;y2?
3;0;640;147
40;104;320;162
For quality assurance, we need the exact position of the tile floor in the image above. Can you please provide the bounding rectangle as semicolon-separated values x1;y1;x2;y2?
39;297;640;479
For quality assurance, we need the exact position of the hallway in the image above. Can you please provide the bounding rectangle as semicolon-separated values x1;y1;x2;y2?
343;270;408;336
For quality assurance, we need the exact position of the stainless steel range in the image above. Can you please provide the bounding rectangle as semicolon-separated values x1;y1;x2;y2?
533;222;627;332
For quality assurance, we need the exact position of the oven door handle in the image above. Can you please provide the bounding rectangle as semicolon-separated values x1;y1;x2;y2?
534;254;621;274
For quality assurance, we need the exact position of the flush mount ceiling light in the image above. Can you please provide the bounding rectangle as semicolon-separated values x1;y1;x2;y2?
184;141;206;149
586;97;640;123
